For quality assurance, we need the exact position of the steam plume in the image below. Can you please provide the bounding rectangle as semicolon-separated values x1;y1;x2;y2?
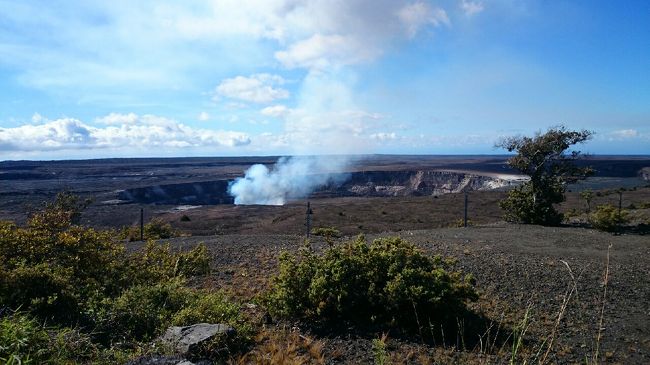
228;156;350;205
229;71;372;205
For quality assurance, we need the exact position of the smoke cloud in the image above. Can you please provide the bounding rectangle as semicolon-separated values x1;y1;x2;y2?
228;155;350;205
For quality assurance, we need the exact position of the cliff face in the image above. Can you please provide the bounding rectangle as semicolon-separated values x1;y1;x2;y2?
117;170;519;205
316;170;517;197
117;180;234;205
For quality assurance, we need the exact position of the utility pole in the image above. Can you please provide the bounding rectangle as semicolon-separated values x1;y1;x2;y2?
463;191;468;228
305;202;313;238
140;207;144;241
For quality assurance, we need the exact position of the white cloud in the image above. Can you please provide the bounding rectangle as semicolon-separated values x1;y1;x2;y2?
96;112;139;125
398;2;450;38
31;113;43;124
198;111;210;121
460;0;484;16
215;74;289;104
275;34;378;69
261;105;291;117
609;129;639;140
1;1;457;94
370;132;397;141
0;114;251;152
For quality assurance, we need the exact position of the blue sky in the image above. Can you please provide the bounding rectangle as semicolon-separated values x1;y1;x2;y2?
0;0;648;160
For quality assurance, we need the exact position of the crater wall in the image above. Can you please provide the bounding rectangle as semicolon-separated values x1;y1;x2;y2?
117;170;519;205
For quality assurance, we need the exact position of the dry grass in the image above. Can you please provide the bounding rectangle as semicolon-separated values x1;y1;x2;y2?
231;328;325;365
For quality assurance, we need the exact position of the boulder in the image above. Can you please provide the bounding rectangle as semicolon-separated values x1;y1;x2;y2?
159;323;235;355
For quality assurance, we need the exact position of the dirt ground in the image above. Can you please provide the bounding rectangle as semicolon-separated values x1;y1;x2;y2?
154;223;650;364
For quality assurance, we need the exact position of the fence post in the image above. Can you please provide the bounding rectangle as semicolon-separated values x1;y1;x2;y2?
305;202;313;238
464;191;468;228
140;207;144;241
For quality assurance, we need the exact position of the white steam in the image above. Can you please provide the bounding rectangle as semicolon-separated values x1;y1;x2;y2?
228;156;350;205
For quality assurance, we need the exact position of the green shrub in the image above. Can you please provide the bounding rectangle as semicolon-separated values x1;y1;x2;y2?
0;312;96;364
96;280;192;342
454;218;473;227
172;292;252;356
180;215;191;222
171;292;240;326
176;243;211;277
119;217;177;242
267;236;477;331
589;205;630;232
0;196;211;327
0;313;49;362
310;227;341;238
499;182;563;226
144;218;176;239
563;208;580;219
311;226;342;247
0;194;247;362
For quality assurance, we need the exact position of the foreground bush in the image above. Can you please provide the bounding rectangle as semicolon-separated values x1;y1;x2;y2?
589;204;630;232
267;236;477;331
0;193;250;363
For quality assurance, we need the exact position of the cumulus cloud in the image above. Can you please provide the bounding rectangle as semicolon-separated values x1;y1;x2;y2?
398;2;450;38
0;114;251;152
1;1;456;95
609;129;639;140
260;105;290;117
96;112;139;125
198;112;210;121
275;34;378;69
370;132;397;141
215;74;289;103
460;0;485;16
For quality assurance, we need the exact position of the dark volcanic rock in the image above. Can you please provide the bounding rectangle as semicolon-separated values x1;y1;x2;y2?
159;323;235;355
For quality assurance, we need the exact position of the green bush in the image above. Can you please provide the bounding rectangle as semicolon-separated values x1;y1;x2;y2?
96;280;193;342
119;217;177;242
311;226;342;247
0;312;97;364
499;182;564;226
171;292;240;326
589;205;630;232
0;312;49;363
0;195;212;330
563;208;580;219
310;227;341;238
267;236;477;331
